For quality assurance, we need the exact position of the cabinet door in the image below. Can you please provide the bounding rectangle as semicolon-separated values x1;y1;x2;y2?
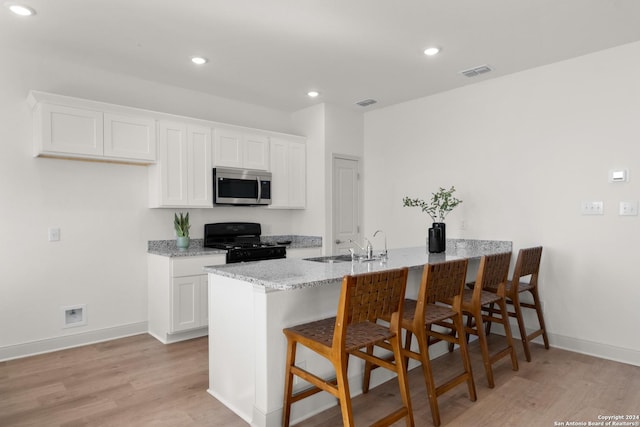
41;103;103;156
243;134;269;170
187;125;213;207
158;121;188;206
214;128;243;168
171;276;201;332
269;137;306;209
104;113;156;161
288;141;306;208
269;138;289;208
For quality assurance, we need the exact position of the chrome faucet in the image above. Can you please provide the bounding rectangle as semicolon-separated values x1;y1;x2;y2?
349;238;373;260
373;229;387;260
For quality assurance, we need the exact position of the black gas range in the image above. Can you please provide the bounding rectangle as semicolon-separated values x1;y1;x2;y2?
203;222;286;264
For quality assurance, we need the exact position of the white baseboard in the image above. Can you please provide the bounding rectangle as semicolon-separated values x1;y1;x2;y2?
549;332;640;367
0;321;148;362
487;323;640;367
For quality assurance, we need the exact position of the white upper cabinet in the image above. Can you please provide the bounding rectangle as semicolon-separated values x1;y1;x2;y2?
269;136;306;209
104;113;156;161
149;121;212;208
187;125;213;207
214;128;269;170
243;133;270;170
40;103;104;156
28;91;156;163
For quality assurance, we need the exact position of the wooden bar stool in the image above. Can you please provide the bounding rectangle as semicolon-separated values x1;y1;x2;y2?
363;259;476;427
282;268;414;427
448;252;519;388
485;246;548;362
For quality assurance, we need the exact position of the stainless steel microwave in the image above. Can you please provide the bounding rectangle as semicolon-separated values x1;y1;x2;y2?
213;167;272;205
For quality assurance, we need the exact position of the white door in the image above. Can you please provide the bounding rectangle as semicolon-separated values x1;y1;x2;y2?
332;156;361;255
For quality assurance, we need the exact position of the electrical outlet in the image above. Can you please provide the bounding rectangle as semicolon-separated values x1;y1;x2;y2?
619;201;638;216
48;227;60;241
580;201;604;215
62;304;87;328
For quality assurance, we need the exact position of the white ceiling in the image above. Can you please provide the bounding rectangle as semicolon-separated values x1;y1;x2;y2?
3;0;640;112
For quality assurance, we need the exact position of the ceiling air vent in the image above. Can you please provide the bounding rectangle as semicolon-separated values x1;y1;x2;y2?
355;98;377;107
460;65;493;78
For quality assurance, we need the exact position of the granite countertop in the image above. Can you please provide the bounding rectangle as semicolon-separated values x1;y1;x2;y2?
204;239;512;290
147;235;322;257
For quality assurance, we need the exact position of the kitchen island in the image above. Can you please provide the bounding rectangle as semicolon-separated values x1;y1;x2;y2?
204;239;511;427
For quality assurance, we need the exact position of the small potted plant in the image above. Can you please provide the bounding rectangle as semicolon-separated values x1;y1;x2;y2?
402;186;462;253
174;212;191;250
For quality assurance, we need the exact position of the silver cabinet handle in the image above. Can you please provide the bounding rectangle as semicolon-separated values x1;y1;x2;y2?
257;176;262;202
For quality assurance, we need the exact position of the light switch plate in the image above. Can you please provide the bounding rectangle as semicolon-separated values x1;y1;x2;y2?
581;201;604;215
48;227;60;241
619;201;638;216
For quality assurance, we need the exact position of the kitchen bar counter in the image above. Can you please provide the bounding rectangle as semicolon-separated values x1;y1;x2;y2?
203;238;511;289
147;235;322;257
205;239;511;427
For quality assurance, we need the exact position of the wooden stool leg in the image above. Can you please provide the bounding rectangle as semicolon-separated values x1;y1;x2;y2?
498;298;519;372
390;334;414;427
417;333;441;427
485;302;495;335
454;314;477;401
282;339;297;427
403;330;414;371
512;295;532;362
474;310;494;388
362;344;374;393
531;288;549;349
335;353;354;427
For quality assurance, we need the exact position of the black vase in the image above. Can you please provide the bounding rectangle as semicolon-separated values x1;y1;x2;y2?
428;222;446;253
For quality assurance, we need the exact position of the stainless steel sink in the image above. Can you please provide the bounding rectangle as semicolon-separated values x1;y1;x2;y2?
304;254;353;263
304;254;386;263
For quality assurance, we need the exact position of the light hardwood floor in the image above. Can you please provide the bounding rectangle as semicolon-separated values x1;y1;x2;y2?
1;334;638;426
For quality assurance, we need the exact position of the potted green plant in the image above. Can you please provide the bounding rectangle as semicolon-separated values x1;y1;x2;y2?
174;212;191;249
402;186;462;253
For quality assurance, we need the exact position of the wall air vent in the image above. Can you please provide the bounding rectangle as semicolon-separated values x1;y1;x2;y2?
460;65;493;78
355;98;377;107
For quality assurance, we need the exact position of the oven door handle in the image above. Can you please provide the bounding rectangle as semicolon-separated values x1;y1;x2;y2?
256;176;262;203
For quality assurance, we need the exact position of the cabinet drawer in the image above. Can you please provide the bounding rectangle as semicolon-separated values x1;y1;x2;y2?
171;254;225;277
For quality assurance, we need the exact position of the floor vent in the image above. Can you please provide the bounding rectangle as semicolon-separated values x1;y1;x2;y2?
460;65;493;78
355;98;377;107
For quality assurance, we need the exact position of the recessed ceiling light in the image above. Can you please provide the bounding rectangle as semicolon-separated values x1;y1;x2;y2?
6;3;36;16
191;56;208;65
307;91;319;98
423;47;440;56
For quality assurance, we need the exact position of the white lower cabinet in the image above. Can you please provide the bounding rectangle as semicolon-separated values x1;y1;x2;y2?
148;253;225;344
171;275;208;332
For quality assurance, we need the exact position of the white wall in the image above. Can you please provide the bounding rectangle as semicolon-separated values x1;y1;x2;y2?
290;104;327;247
363;41;640;365
324;104;365;252
0;48;318;358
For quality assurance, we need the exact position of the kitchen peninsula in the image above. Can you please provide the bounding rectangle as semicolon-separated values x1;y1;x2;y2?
204;239;511;427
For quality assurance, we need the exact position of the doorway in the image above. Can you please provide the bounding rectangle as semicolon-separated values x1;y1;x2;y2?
331;155;362;255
